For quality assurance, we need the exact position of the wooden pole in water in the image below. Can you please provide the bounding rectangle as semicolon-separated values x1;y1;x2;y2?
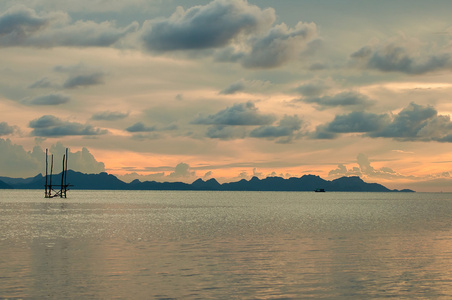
61;154;65;198
45;149;48;197
49;154;53;197
64;148;68;198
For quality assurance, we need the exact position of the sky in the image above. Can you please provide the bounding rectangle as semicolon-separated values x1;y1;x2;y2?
2;0;452;192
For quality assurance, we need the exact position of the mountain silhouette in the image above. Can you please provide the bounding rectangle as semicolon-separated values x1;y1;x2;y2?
0;170;414;192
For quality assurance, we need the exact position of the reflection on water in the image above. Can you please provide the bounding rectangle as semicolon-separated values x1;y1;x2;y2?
1;190;452;299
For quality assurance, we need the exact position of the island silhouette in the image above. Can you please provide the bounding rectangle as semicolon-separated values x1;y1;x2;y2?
0;170;414;192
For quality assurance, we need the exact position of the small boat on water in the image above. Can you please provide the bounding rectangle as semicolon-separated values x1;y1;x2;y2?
314;188;325;192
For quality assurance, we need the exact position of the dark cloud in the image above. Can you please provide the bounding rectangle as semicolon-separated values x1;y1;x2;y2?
369;102;452;141
214;21;318;69
220;80;246;95
241;22;318;69
206;125;247;140
140;0;318;69
310;124;338;140
192;101;275;126
296;81;329;97
29;115;107;137
312;110;390;139
250;115;303;143
125;121;178;135
326;111;391;133
27;93;70;105
141;0;274;52
303;91;375;110
0;122;16;136
351;43;452;74
350;45;372;59
0;5;138;48
0;5;49;38
219;79;269;94
28;77;54;89
33;20;138;48
126;122;157;133
314;102;452;143
91;111;129;121
63;72;105;89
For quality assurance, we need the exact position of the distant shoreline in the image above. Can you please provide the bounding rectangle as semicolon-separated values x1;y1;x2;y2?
0;171;415;193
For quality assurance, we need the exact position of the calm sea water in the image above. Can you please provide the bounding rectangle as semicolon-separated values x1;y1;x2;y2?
1;190;452;299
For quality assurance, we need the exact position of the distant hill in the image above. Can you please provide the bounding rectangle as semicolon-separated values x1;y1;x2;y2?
0;179;12;189
1;170;414;192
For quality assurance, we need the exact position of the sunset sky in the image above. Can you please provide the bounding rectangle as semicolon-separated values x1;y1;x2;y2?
2;0;452;192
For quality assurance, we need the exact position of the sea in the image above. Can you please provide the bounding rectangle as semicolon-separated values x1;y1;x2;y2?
1;190;452;299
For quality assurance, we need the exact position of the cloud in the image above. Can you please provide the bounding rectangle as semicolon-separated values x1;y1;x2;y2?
141;0;275;51
312;110;391;140
168;162;196;178
91;111;129;121
324;111;391;133
54;64;106;89
0;122;16;136
0;5;138;48
125;121;178;134
310;125;338;139
219;78;270;94
117;162;199;183
192;101;275;126
351;40;452;75
302;91;375;110
296;81;330;97
368;102;452;141
240;22;318;69
26;93;70;105
0;138;104;177
250;115;304;143
328;163;350;176
33;20;138;48
126;122;157;133
214;21;319;69
313;102;452;143
220;80;246;95
206;125;247;140
203;171;213;180
309;62;327;71
0;5;49;39
29;115;108;137
140;0;318;68
28;77;54;89
63;72;105;89
0;138;42;177
328;153;405;180
49;142;105;174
